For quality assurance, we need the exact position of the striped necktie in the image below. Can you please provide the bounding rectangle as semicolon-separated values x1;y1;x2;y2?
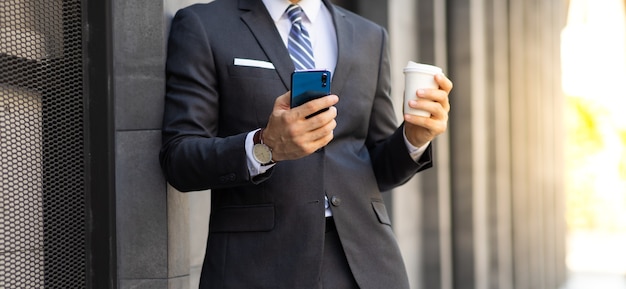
286;4;315;70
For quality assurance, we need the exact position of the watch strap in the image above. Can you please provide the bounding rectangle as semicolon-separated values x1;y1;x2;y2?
253;129;263;145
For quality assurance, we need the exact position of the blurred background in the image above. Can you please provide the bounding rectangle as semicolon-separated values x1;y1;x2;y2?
561;0;626;288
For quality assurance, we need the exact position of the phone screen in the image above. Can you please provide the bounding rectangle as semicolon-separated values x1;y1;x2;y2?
291;70;332;108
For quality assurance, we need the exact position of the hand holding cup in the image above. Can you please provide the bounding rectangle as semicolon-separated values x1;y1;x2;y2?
403;61;443;117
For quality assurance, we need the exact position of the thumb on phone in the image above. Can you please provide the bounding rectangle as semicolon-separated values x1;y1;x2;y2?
274;91;292;111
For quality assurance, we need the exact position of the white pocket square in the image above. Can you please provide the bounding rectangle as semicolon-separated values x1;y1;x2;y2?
234;58;275;70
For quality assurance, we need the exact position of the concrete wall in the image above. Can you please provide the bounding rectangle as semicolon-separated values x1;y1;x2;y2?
110;0;568;288
113;0;169;287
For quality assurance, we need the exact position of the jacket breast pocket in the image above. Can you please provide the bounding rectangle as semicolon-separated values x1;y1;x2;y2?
209;204;275;233
227;63;280;80
371;201;392;226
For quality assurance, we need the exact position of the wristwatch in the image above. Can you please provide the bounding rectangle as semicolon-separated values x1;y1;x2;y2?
252;129;274;166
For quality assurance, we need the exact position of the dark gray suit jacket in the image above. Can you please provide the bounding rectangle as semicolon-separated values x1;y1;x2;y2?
160;0;433;288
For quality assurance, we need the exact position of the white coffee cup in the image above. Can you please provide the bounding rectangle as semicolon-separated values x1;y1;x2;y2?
403;61;443;117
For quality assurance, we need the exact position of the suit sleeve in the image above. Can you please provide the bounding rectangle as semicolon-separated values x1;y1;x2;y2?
366;28;433;192
159;8;271;192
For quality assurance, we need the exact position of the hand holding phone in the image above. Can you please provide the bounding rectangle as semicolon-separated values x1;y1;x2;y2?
291;70;332;118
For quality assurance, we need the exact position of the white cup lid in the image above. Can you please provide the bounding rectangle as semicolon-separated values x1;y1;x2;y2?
403;61;442;74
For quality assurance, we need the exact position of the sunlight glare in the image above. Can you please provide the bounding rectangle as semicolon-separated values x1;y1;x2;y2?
560;0;626;279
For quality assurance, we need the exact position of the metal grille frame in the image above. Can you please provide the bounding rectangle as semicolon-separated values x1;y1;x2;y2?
1;0;116;288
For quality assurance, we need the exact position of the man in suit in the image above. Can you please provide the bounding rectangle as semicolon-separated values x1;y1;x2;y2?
160;0;452;288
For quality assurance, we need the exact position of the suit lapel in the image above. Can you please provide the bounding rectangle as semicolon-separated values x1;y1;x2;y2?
239;0;294;89
324;0;354;96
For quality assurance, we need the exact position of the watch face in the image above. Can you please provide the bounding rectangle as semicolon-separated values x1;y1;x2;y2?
253;143;272;164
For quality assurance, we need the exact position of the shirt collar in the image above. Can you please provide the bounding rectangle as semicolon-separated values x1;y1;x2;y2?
262;0;323;23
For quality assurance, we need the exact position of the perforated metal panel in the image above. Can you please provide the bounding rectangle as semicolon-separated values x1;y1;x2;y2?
0;0;86;288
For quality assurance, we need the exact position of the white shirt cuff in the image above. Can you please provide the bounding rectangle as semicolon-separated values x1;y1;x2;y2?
403;127;430;162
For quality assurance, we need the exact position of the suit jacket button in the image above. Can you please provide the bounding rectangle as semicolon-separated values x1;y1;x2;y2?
330;196;341;206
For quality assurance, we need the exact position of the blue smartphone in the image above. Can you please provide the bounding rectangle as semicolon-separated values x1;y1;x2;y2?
291;70;332;117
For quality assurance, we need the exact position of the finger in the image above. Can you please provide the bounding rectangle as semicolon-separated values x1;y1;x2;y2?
303;105;338;127
291;107;337;146
408;99;446;120
295;94;339;119
404;114;447;136
308;119;337;148
416;89;450;112
275;91;292;110
283;106;335;141
314;115;337;138
435;74;453;93
283;122;335;156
